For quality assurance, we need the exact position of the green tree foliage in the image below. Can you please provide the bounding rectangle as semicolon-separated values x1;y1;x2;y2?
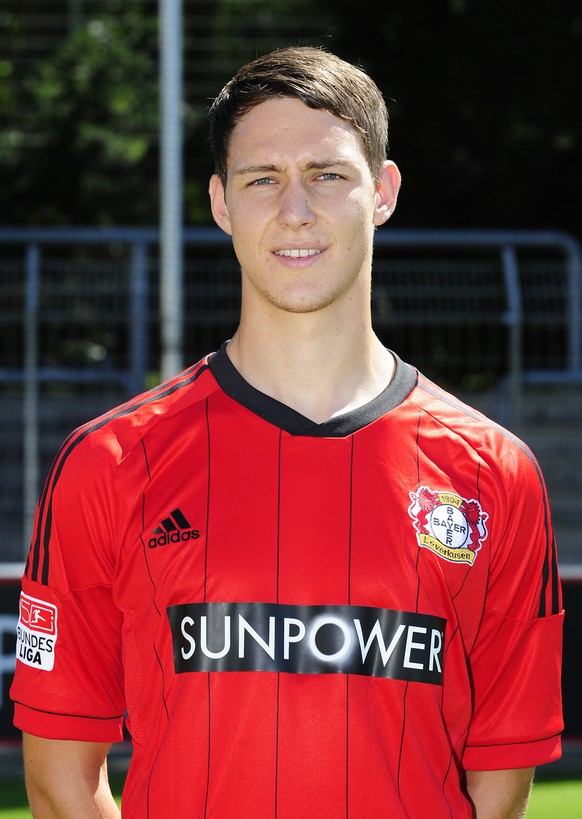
1;1;162;225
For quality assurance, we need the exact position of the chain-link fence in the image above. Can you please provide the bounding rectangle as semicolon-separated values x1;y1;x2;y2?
1;227;581;567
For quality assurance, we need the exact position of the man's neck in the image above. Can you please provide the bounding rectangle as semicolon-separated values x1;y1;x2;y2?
225;311;394;424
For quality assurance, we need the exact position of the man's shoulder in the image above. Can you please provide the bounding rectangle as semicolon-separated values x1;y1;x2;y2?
61;354;218;466
410;370;538;467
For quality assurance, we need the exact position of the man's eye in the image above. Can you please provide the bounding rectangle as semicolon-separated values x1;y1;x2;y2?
251;177;275;186
318;172;342;181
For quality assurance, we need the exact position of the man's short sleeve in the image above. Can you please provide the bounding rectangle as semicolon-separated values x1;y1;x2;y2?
462;442;564;769
10;429;126;742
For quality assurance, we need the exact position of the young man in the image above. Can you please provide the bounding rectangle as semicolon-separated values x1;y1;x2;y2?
12;47;563;818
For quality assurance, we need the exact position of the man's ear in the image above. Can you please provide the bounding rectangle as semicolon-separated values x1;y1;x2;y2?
209;174;233;236
373;161;402;227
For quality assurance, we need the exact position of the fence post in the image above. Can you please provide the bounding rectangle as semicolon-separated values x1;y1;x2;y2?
23;243;40;555
130;241;149;397
160;0;184;381
565;238;582;373
501;245;523;430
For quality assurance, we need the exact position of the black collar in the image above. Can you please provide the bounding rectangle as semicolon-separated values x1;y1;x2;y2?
209;342;417;437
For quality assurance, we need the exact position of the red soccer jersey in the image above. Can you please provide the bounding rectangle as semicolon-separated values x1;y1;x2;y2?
11;346;563;818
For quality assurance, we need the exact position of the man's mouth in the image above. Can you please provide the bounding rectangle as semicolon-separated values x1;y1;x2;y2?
274;248;324;258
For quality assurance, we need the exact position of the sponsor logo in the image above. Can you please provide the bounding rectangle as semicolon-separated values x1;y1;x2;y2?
16;593;58;671
148;507;200;548
408;486;489;565
167;602;445;685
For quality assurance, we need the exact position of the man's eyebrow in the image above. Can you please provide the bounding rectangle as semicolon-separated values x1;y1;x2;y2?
232;164;279;177
304;159;353;171
232;159;354;176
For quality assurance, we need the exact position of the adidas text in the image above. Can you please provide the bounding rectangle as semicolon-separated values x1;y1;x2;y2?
148;529;200;548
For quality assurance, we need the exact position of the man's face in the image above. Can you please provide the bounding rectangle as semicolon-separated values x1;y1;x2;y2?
209;97;399;316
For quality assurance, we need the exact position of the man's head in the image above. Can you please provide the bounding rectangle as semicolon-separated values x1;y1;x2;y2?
209;46;389;185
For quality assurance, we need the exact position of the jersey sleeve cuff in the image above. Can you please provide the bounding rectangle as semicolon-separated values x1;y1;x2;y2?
462;733;562;770
13;701;125;743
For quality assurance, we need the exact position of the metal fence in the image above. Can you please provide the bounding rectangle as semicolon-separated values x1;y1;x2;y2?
1;227;581;567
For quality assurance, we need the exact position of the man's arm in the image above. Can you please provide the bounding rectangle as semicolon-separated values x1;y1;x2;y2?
465;768;534;819
22;733;120;818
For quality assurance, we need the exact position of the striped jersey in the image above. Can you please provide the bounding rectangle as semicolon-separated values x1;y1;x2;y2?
11;345;563;818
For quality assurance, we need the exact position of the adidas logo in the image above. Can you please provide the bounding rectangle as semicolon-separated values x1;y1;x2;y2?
148;508;200;548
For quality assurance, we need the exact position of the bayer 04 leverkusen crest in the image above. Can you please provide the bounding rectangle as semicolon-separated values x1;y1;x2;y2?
408;486;489;566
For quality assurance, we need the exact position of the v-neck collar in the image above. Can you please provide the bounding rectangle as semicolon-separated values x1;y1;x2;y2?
208;342;417;437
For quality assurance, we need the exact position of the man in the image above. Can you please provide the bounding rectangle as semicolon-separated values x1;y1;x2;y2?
11;47;563;817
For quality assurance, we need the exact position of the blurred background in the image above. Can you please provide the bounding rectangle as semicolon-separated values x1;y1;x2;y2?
0;0;581;774
2;0;581;231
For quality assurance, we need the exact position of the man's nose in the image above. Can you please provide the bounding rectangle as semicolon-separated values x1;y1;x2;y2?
277;181;316;229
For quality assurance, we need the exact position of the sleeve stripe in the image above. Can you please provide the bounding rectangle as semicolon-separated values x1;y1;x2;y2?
12;699;126;721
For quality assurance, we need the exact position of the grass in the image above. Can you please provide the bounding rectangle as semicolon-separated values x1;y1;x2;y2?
0;775;580;816
526;778;582;818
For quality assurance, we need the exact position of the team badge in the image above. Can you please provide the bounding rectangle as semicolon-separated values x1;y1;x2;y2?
408;487;488;565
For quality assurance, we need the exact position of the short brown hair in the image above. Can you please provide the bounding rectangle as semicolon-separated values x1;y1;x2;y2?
209;47;389;184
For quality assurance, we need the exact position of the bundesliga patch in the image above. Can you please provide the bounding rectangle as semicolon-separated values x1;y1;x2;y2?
408;486;488;565
16;592;58;670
